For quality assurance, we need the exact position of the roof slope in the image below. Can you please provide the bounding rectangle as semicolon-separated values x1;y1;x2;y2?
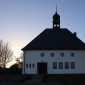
22;28;85;50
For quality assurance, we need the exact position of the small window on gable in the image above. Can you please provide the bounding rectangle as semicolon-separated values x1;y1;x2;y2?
71;62;75;69
40;53;44;57
29;64;31;68
65;62;69;69
51;53;54;57
26;64;28;68
60;53;64;57
59;62;63;69
53;62;57;69
71;53;74;57
33;64;34;68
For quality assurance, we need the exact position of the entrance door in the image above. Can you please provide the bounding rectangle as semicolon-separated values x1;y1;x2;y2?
37;63;47;74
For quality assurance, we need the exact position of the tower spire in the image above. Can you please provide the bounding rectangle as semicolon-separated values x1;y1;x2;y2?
53;7;60;29
56;6;57;13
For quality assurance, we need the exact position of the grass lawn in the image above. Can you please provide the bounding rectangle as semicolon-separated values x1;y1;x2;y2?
0;74;31;83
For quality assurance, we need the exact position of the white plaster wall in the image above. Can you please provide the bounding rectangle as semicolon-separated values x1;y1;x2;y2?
22;52;25;74
23;50;85;74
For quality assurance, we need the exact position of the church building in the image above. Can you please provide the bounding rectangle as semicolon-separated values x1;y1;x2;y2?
22;8;85;74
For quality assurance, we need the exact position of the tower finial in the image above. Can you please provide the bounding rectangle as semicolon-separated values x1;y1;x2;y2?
56;6;57;13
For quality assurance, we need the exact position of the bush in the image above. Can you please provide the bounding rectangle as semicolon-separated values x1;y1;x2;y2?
8;64;22;74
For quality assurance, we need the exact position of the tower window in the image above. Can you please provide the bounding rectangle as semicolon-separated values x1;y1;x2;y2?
60;53;64;57
40;53;44;57
53;62;57;69
57;24;59;27
51;53;54;57
59;62;63;69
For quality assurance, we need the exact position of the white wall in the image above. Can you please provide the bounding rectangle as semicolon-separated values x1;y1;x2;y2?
22;50;85;74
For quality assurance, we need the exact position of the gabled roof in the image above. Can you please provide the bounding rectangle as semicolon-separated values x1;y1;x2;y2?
22;28;85;51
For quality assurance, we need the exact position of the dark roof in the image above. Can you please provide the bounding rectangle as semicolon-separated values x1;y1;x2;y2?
22;28;85;51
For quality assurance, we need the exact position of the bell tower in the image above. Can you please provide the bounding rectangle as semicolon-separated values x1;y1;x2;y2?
53;7;60;29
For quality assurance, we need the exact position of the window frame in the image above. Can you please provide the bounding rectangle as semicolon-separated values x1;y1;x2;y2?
70;53;74;57
33;64;34;68
65;62;69;69
29;64;31;68
60;53;64;57
26;64;28;68
53;62;57;69
40;53;44;57
71;62;75;69
59;62;63;69
51;53;55;57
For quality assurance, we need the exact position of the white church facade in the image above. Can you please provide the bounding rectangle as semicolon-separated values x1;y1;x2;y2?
22;9;85;74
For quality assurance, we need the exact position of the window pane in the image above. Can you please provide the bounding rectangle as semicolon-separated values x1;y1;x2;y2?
65;62;69;69
29;64;31;68
33;64;34;68
40;53;44;57
26;64;28;68
71;62;75;69
53;62;57;69
60;53;64;57
59;62;63;69
71;53;74;57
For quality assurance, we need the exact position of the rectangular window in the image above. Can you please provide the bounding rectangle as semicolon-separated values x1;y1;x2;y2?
71;62;75;69
59;62;63;69
33;64;34;68
29;64;31;68
53;62;57;69
65;62;69;69
26;64;28;68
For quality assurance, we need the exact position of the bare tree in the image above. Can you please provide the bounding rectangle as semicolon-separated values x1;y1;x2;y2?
0;39;13;68
0;39;4;67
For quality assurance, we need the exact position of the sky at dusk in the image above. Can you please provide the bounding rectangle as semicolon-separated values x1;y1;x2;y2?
0;0;85;52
